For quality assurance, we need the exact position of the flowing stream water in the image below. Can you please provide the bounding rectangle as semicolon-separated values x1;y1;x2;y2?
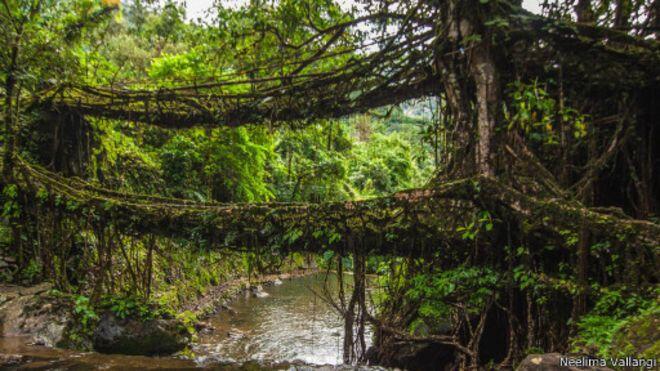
0;273;378;370
194;272;370;366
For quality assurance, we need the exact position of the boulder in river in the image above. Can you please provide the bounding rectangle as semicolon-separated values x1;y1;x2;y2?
516;354;614;370
249;285;270;298
93;312;190;355
0;353;28;367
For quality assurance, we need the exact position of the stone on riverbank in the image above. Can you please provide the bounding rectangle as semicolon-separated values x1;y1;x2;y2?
609;308;659;360
0;353;28;367
365;342;456;371
0;283;80;348
93;312;190;355
250;285;270;298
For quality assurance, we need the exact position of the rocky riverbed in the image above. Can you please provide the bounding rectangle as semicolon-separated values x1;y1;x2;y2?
0;270;342;369
0;275;617;370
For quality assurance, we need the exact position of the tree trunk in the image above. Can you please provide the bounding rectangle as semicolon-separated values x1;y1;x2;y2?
470;42;499;177
575;0;594;23
614;0;632;28
3;49;18;181
437;0;500;177
436;0;474;176
573;125;597;324
343;236;358;363
354;247;367;363
654;0;660;39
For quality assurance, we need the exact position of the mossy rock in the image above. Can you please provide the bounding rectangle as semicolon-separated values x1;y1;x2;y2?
93;312;190;355
0;283;85;349
609;307;659;359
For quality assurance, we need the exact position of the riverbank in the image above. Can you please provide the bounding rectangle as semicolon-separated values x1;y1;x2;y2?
0;335;389;370
0;272;393;370
0;269;320;357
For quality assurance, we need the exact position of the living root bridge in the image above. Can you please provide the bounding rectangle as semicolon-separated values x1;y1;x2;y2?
14;157;660;258
33;7;658;131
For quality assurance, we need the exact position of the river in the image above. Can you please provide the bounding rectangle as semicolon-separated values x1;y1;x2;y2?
0;273;379;370
195;272;370;366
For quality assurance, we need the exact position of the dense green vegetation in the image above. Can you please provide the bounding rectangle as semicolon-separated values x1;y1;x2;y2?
1;0;436;348
0;0;657;369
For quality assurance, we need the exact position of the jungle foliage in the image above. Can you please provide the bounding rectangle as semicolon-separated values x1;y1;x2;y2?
0;0;658;369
